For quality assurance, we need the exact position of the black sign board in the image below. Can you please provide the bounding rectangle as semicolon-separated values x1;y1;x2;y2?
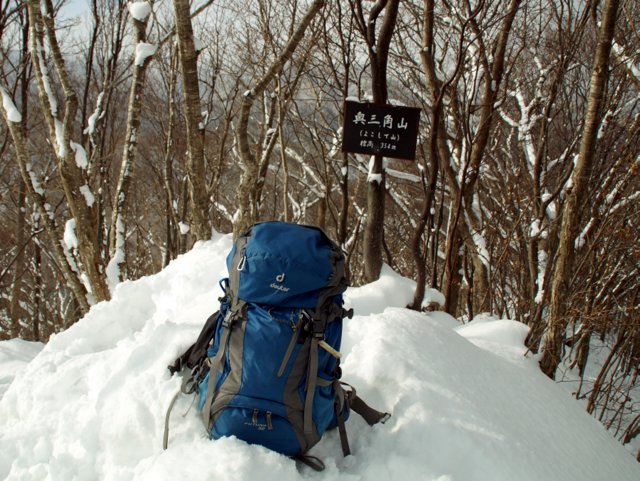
341;100;421;160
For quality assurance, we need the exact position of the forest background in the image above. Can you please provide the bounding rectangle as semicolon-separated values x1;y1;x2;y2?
0;0;638;460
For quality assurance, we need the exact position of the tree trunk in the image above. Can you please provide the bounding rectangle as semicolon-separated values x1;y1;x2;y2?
358;0;400;283
9;33;31;336
410;0;442;310
539;0;620;379
162;45;181;266
173;0;211;241
9;185;27;337
109;9;154;282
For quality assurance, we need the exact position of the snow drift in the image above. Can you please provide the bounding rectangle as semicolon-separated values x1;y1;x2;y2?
0;233;638;481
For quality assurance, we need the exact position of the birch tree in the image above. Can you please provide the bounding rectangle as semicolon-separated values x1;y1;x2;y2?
172;0;211;241
108;1;155;283
25;0;110;303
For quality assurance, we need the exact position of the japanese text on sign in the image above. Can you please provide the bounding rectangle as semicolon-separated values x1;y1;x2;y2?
341;101;421;160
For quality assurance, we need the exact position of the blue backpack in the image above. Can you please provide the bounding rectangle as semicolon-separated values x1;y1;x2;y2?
165;222;389;470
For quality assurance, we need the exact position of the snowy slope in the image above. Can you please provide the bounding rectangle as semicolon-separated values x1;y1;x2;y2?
0;338;43;398
0;233;638;481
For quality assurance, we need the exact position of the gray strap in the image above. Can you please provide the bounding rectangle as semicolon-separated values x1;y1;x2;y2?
180;369;197;394
304;338;320;436
200;228;247;432
201;318;233;432
277;318;302;377
163;389;181;449
316;378;333;387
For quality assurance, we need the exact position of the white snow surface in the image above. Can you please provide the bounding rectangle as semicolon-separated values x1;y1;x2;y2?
0;339;43;398
0;233;638;481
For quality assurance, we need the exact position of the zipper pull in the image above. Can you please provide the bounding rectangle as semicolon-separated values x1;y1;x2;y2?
237;253;246;271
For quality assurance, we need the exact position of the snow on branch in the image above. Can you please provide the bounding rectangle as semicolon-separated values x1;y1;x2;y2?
84;91;105;136
128;1;152;22
134;42;158;67
612;42;640;87
367;156;382;184
106;215;126;292
386;167;420;183
70;142;88;170
26;163;45;196
0;86;22;123
34;42;58;118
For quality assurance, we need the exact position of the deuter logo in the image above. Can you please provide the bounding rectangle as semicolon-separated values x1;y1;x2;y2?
271;272;290;292
270;283;290;292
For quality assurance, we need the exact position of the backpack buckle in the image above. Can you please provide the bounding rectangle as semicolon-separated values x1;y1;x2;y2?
222;310;236;328
312;319;325;337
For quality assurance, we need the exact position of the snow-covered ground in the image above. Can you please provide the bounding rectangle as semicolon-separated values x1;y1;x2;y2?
1;232;638;480
0;338;43;398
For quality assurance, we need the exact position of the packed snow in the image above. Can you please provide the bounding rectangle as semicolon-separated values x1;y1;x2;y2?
1;232;638;481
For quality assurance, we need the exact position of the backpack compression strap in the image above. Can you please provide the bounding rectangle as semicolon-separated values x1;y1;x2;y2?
303;302;353;439
201;235;248;432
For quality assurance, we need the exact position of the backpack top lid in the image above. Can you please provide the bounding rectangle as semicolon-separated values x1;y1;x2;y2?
226;221;347;308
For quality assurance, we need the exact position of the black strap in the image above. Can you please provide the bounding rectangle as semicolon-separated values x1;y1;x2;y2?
167;309;222;376
335;400;351;456
294;454;325;472
349;394;391;426
167;345;193;375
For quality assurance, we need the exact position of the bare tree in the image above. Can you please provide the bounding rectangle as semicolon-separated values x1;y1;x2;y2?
26;0;111;302
234;0;326;238
1;89;92;314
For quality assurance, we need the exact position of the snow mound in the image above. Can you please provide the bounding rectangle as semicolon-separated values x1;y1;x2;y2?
0;234;638;481
456;314;531;363
0;339;43;398
344;263;416;315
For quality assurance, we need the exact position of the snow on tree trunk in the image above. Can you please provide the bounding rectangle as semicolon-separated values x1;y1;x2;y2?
172;0;211;242
108;6;155;284
26;0;109;304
